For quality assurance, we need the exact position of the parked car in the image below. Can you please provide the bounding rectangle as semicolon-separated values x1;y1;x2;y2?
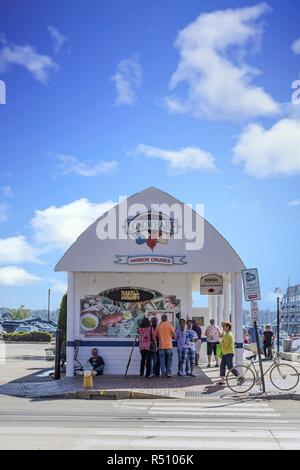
32;322;57;335
291;337;300;353
15;325;38;333
0;323;7;337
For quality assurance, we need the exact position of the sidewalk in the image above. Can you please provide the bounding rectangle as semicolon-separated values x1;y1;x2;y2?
1;362;300;401
1;341;300;401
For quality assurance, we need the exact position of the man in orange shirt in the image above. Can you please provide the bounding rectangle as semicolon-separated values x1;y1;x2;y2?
155;314;175;377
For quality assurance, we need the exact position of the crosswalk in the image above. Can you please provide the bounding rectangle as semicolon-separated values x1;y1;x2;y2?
1;397;299;450
103;399;300;450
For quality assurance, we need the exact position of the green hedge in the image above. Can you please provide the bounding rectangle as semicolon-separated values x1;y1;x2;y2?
3;331;52;342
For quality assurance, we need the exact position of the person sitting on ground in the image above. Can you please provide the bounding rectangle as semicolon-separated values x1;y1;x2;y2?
89;348;105;376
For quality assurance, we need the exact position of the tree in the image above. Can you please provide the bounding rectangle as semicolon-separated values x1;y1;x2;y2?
58;293;67;342
9;305;31;320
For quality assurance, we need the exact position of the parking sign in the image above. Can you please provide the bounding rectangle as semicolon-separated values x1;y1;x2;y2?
242;268;261;301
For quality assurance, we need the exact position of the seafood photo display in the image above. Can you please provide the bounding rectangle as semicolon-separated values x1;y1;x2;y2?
80;288;181;337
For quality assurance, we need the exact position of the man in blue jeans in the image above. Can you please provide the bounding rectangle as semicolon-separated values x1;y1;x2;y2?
155;314;175;377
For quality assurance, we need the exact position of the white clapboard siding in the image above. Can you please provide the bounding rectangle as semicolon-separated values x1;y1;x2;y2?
77;345;179;375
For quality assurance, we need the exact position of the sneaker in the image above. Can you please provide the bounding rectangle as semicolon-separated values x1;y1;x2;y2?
214;364;219;368
218;381;226;386
166;374;172;378
237;376;245;386
207;364;211;368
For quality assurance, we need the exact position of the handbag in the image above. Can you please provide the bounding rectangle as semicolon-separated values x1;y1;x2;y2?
150;327;157;353
216;343;223;359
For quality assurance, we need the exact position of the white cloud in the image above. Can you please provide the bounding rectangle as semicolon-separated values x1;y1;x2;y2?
112;56;142;106
49;278;67;294
288;199;300;207
134;144;217;173
0;203;9;223
0;34;58;84
0;236;41;265
1;185;14;199
47;26;71;55
165;3;280;121
31;198;117;249
292;38;300;55
233;118;300;177
0;266;41;286
50;153;117;176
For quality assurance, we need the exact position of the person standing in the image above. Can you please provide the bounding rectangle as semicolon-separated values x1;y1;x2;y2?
176;319;188;376
218;321;242;386
150;316;160;376
263;325;274;359
192;319;202;366
205;319;221;368
185;320;198;376
155;314;175;378
138;317;156;378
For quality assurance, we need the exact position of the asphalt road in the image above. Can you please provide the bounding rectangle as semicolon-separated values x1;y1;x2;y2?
1;395;300;450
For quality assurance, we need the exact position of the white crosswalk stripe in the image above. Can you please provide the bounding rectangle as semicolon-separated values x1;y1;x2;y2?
108;398;300;450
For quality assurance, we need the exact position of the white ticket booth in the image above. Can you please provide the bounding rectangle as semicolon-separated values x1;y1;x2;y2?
55;187;245;376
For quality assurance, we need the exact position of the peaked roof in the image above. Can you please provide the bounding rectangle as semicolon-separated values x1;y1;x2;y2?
55;187;245;273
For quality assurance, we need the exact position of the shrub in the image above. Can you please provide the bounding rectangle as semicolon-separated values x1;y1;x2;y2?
3;331;52;342
58;293;67;342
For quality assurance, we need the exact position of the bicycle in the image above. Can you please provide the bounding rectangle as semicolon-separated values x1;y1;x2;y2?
226;352;299;393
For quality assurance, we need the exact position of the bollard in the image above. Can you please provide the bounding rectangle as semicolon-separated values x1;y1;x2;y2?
83;369;94;388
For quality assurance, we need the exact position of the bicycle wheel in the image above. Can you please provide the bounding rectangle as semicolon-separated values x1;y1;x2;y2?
226;364;256;393
270;363;299;391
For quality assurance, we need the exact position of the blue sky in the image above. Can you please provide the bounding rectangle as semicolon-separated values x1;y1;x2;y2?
0;0;300;310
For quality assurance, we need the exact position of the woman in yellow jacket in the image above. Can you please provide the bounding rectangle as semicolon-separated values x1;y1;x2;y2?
218;321;243;386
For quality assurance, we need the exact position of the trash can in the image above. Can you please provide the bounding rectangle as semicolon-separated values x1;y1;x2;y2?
283;339;292;353
83;369;94;388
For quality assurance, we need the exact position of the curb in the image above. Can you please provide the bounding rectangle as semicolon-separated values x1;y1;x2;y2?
28;389;175;400
253;393;300;401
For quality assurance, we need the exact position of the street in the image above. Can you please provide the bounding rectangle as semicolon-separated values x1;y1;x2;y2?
1;395;300;450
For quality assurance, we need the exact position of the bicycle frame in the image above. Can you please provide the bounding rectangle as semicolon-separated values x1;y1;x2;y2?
246;353;282;386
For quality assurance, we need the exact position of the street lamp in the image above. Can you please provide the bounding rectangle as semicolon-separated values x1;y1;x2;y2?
47;288;51;322
274;287;283;353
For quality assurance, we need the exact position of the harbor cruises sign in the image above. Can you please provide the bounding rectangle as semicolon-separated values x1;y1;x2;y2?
115;255;186;265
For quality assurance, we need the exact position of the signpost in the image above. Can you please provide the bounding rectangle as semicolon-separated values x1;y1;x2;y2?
242;268;261;301
242;269;265;394
200;274;223;295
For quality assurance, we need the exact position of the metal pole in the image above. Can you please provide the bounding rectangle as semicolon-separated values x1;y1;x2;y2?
253;320;266;394
47;288;51;322
277;296;280;354
54;328;61;380
125;335;138;377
